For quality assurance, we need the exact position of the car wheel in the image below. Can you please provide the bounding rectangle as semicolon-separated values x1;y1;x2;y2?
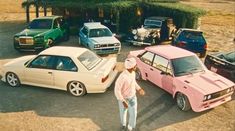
176;92;191;111
67;81;87;96
45;39;53;48
135;68;142;81
199;51;206;58
6;72;20;87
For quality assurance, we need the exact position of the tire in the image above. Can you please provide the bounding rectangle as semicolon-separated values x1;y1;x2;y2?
6;72;21;87
135;68;142;81
199;51;206;58
67;81;87;96
176;92;191;111
45;38;53;49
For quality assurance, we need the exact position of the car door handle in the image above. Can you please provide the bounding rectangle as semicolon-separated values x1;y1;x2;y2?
48;72;53;74
150;68;153;71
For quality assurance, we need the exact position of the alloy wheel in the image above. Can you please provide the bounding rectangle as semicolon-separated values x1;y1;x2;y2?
6;72;20;87
68;81;86;96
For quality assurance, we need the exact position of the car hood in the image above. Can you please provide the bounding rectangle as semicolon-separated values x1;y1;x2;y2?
90;37;120;44
177;71;235;94
16;29;50;37
136;27;160;36
4;55;36;68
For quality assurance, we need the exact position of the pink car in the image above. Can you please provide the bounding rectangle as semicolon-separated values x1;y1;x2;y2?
129;45;235;112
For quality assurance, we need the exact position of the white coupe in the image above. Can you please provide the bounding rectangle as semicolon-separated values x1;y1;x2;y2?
1;46;118;96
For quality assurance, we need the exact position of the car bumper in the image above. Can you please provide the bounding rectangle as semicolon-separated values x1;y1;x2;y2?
126;40;152;46
94;47;121;55
14;42;45;51
86;69;118;93
192;92;234;112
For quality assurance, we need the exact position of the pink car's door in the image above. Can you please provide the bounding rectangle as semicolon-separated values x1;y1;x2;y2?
151;55;174;94
138;51;155;81
161;72;174;94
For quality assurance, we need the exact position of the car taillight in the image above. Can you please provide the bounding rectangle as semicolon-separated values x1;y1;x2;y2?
102;75;109;83
204;44;207;49
177;41;186;47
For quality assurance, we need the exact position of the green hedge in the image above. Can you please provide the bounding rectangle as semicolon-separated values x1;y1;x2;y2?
22;0;205;33
118;2;205;33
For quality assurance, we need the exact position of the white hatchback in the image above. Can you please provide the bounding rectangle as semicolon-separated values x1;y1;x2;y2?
1;46;118;96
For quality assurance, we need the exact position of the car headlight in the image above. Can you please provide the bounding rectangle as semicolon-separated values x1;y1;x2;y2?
34;36;44;42
14;37;19;41
114;43;120;46
134;35;138;40
132;29;137;35
227;86;234;93
94;44;100;48
203;94;212;101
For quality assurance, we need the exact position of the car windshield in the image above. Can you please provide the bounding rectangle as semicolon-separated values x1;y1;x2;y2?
144;19;162;28
28;19;52;29
181;31;205;41
78;50;102;70
172;55;204;77
89;28;112;38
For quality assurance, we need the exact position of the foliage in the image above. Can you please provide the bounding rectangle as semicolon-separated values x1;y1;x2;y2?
22;0;206;33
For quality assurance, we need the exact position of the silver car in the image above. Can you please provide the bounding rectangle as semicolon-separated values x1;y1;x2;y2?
78;22;121;55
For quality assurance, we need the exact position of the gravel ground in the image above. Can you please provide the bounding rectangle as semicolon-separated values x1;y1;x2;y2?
0;0;234;131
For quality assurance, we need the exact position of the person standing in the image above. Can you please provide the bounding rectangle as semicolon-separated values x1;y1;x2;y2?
114;57;145;131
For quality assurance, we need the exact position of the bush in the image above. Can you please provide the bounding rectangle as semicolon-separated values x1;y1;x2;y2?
22;0;206;33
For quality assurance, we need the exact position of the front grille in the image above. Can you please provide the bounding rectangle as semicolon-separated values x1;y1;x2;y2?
100;43;115;48
19;37;34;45
210;89;229;99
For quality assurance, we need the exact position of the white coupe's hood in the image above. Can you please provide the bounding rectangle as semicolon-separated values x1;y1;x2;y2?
178;71;234;94
90;37;120;44
4;55;36;68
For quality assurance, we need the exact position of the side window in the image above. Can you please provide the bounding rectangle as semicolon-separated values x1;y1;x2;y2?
82;27;88;36
55;56;78;72
140;51;154;65
153;55;172;75
29;55;54;69
53;18;59;29
58;18;65;26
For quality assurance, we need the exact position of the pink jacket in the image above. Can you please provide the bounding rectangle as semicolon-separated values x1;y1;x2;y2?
114;70;141;101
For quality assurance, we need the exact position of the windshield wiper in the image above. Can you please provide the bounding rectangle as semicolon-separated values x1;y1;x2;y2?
189;68;205;73
176;71;193;76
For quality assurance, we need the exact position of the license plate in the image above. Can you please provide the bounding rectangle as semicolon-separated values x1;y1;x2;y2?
210;66;217;72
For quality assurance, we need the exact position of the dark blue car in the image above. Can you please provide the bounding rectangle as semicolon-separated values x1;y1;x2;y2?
172;28;207;58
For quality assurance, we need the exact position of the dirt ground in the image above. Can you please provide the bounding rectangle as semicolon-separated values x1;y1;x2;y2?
0;0;234;131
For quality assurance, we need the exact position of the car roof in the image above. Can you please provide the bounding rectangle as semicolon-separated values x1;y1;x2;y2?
84;22;107;29
146;16;171;21
39;46;87;58
34;15;61;20
179;28;203;33
145;45;195;59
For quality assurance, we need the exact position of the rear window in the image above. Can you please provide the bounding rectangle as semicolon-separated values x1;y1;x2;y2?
180;31;205;41
78;50;102;70
224;51;235;64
